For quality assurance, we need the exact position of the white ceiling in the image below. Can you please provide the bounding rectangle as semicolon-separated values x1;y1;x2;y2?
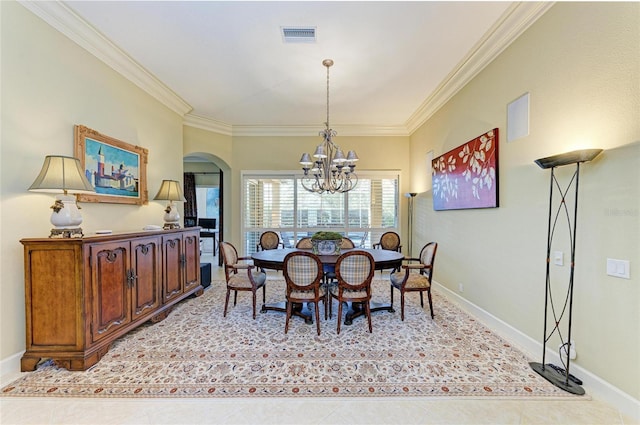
27;1;551;136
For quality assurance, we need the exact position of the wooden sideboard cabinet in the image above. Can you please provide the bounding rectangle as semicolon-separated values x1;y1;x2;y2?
20;228;202;372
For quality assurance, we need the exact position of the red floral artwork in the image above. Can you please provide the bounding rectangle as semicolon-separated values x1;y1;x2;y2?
432;128;499;210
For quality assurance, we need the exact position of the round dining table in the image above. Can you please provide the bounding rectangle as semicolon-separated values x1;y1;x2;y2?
251;248;404;325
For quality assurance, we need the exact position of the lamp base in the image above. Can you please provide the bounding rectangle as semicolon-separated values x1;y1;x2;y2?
529;362;585;395
163;222;181;230
50;227;84;238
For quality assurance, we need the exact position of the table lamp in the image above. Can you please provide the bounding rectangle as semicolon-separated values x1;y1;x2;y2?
153;179;186;229
28;155;96;238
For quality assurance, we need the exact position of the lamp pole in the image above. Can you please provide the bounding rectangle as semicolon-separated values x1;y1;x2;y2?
405;193;417;257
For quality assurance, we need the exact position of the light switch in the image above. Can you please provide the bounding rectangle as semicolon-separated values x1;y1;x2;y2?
553;251;563;266
607;258;630;279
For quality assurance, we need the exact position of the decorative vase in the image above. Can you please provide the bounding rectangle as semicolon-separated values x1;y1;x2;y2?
312;238;342;255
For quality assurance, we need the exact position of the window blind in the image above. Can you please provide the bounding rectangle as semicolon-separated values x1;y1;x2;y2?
242;172;399;255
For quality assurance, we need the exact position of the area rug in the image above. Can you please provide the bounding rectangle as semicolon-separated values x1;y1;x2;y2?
2;278;581;399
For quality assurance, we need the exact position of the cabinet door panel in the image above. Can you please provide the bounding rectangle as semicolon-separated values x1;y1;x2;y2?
90;243;131;342
183;231;200;291
28;247;81;348
162;236;183;302
131;237;161;318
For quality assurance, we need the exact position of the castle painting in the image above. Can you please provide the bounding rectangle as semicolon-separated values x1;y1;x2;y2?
84;138;140;197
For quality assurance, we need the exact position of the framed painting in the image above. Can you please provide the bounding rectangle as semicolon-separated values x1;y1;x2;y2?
432;128;499;211
74;125;149;205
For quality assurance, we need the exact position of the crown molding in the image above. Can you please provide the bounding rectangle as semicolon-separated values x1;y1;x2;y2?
231;124;410;137
183;114;233;136
405;2;554;134
18;0;192;117
183;114;409;137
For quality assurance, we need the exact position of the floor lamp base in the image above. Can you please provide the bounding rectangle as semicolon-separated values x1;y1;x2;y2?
529;362;585;395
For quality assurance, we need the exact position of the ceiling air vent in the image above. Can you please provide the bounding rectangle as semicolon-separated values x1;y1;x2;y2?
281;26;316;43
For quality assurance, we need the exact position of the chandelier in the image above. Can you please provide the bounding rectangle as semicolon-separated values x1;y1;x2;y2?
299;59;358;194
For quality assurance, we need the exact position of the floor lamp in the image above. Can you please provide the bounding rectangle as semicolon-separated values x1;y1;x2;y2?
405;192;417;257
529;148;602;396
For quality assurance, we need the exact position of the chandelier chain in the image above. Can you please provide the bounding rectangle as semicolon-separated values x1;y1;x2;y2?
325;62;330;129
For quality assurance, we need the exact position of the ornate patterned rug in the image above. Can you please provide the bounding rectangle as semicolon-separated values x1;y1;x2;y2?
2;278;581;399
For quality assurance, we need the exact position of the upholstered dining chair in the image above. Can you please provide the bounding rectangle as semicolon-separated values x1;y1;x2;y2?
373;231;402;252
373;231;402;272
219;241;267;319
282;251;326;335
389;242;438;320
295;237;313;249
256;230;284;251
330;250;375;334
321;237;355;289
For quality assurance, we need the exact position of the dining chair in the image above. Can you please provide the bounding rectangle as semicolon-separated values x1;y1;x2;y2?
340;237;355;249
282;251;326;335
389;242;438;320
295;237;313;249
373;231;402;272
373;231;402;252
321;237;355;290
256;230;283;251
219;241;267;319
330;250;375;334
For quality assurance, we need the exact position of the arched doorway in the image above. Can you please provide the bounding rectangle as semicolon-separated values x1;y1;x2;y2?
183;152;228;266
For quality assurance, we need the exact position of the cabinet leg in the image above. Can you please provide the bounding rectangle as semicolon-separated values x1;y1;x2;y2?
20;356;41;372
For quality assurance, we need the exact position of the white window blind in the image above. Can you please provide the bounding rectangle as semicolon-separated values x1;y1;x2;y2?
242;172;399;255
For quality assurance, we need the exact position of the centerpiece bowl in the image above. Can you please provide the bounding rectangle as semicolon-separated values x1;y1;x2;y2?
311;231;343;255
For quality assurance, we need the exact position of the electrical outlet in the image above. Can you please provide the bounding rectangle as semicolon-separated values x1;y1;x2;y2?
458;283;464;293
553;251;564;266
559;340;577;360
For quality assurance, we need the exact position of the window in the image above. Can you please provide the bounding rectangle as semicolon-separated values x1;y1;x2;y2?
242;172;399;255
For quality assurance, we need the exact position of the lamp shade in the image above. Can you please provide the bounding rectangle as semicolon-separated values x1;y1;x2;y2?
534;149;603;169
153;180;186;202
28;155;95;194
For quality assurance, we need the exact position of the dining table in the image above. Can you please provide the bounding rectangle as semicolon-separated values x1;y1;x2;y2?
251;248;404;326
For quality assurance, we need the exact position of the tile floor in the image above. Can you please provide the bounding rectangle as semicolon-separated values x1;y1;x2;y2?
1;251;636;425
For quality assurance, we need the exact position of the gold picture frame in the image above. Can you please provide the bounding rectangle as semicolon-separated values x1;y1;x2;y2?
74;125;148;205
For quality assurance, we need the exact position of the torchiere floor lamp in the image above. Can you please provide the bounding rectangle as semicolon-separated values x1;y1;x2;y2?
529;148;602;395
405;192;417;257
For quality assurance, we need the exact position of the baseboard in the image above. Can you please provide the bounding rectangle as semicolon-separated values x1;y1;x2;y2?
0;351;24;386
433;280;640;422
